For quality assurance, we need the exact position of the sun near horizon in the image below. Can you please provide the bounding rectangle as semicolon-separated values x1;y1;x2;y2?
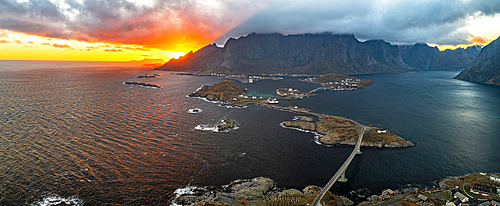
0;29;209;62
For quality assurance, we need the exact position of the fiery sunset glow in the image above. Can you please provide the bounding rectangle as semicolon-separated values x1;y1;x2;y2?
1;0;500;61
0;0;267;61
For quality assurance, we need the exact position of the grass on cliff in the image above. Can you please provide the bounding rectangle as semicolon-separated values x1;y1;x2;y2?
363;127;407;144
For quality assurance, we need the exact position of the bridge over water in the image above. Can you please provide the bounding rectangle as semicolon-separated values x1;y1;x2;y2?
311;121;366;206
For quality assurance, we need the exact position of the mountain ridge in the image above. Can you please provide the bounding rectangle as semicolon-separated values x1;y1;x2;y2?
454;36;500;86
156;33;481;75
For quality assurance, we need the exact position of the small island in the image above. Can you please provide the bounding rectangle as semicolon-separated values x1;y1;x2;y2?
217;119;236;131
136;74;160;78
195;118;238;132
189;80;248;106
123;81;161;88
303;73;374;91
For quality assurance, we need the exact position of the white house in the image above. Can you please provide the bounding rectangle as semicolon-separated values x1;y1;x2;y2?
377;129;387;134
454;192;469;203
489;174;500;183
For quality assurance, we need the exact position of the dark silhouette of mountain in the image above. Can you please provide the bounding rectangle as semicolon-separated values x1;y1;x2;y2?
156;33;481;75
454;36;500;86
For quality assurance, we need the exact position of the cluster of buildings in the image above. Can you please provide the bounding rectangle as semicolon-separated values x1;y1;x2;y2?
323;78;362;91
276;88;301;97
378;186;445;201
276;88;316;99
446;190;500;206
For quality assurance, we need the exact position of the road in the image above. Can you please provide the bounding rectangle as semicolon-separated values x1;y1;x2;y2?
310;121;366;206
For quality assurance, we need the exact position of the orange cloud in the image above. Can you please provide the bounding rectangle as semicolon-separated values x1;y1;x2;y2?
41;42;51;46
0;39;11;43
14;39;22;43
28;41;34;44
104;48;123;52
470;36;488;44
52;43;72;48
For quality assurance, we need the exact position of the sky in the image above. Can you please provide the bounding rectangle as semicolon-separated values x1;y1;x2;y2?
1;0;500;61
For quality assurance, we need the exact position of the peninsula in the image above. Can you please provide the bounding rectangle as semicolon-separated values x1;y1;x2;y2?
270;105;415;148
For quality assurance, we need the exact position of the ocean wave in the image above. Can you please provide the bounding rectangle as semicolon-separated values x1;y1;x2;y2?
187;96;248;109
279;123;332;147
194;124;239;133
31;195;83;206
194;124;219;132
171;186;206;206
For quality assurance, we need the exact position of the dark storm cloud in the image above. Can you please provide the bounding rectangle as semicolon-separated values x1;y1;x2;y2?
1;0;499;48
215;0;500;46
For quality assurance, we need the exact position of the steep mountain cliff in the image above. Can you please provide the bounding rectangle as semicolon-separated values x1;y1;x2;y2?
156;33;480;75
454;36;500;86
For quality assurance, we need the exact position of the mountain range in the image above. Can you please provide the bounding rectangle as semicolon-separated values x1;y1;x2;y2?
454;36;500;86
155;33;481;75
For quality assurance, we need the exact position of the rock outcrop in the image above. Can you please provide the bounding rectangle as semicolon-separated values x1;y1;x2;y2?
454;36;500;86
156;33;480;75
174;178;354;206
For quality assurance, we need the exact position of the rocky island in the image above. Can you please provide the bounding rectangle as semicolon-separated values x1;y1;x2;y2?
189;80;248;106
217;119;237;131
123;81;161;88
136;74;160;78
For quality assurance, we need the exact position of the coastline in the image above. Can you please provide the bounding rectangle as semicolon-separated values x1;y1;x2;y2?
172;173;500;206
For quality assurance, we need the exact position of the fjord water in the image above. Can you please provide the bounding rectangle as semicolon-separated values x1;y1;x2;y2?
1;61;499;205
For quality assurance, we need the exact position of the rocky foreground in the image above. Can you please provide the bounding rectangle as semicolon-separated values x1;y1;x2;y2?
174;173;500;206
174;177;354;206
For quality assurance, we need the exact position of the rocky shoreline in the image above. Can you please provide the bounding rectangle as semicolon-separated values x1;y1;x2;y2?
173;173;500;206
173;177;354;206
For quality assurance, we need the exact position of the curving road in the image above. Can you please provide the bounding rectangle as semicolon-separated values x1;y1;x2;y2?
311;121;366;206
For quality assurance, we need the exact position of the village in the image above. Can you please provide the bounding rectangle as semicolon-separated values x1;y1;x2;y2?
361;173;500;206
276;88;317;99
303;76;362;91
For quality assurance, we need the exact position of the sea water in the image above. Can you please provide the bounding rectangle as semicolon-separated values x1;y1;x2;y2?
1;61;499;205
